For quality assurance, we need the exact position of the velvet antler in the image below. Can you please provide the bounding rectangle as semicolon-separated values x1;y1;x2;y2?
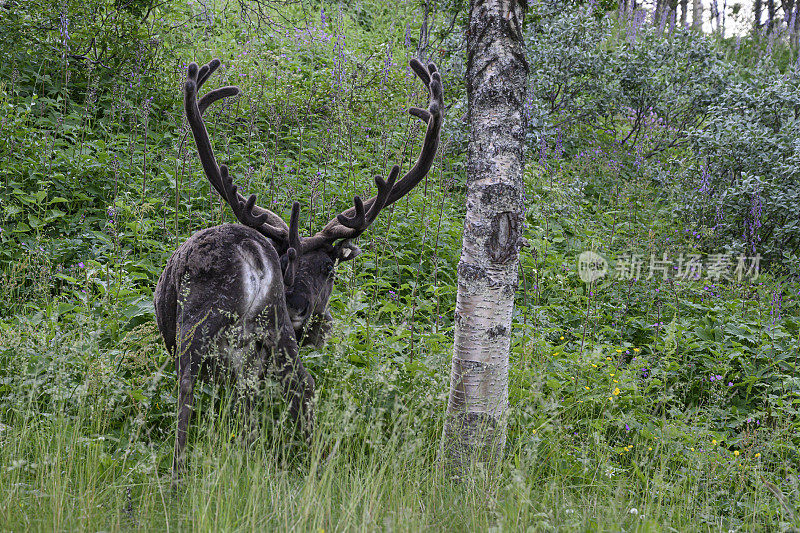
299;59;443;253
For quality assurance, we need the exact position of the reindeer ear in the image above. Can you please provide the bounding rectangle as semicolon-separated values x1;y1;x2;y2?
334;240;362;262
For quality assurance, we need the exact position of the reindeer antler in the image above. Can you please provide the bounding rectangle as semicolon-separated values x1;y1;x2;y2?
184;59;291;244
183;57;443;281
300;59;444;253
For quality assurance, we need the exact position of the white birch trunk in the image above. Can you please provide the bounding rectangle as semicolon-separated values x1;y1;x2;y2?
692;0;703;29
439;0;527;472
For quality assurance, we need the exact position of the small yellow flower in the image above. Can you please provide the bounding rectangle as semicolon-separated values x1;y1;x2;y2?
553;352;560;356
592;364;598;367
606;357;612;361
648;446;653;451
585;386;590;390
613;387;620;396
734;450;740;456
608;396;613;400
560;336;564;340
613;379;619;383
633;348;640;352
532;429;537;434
712;439;717;445
616;349;622;353
610;373;615;377
755;453;761;458
690;447;695;452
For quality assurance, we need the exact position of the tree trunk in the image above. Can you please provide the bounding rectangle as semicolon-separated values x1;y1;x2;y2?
692;0;702;29
439;0;527;473
721;0;727;36
767;0;776;28
755;0;763;28
680;0;688;26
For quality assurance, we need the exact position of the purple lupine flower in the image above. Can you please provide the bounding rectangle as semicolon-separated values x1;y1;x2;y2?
698;164;710;193
658;7;669;34
382;42;393;84
554;129;563;159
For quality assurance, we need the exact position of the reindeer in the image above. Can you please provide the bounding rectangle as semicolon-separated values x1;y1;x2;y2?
154;58;443;481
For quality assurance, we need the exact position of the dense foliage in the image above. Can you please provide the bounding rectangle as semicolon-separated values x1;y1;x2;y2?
1;0;799;530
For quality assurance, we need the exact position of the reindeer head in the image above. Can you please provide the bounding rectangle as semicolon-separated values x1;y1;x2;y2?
182;58;443;345
283;241;360;345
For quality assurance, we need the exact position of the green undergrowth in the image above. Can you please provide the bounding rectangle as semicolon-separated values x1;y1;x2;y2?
1;0;800;530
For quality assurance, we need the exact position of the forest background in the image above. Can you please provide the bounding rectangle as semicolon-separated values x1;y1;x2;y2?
1;0;800;530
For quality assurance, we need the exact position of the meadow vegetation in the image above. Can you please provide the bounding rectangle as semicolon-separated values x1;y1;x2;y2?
1;0;799;530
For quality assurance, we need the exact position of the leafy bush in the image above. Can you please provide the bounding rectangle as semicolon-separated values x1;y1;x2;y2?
525;3;726;157
679;63;800;267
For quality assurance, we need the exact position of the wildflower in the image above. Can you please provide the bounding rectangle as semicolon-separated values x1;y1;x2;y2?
606;357;612;361
592;364;597;367
648;447;653;451
560;336;564;340
629;508;638;515
613;387;620;396
690;447;694;452
616;349;622;353
633;348;640;352
78;262;85;268
734;450;740;456
755;453;760;458
712;439;717;445
585;386;590;390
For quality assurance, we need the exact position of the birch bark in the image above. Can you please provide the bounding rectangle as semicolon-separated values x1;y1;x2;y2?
439;0;527;472
692;0;703;29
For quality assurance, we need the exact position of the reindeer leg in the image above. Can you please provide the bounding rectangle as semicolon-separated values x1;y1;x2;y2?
171;313;225;487
273;326;315;442
232;376;260;448
172;357;199;487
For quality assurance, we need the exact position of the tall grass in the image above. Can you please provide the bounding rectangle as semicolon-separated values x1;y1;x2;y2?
0;315;796;531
